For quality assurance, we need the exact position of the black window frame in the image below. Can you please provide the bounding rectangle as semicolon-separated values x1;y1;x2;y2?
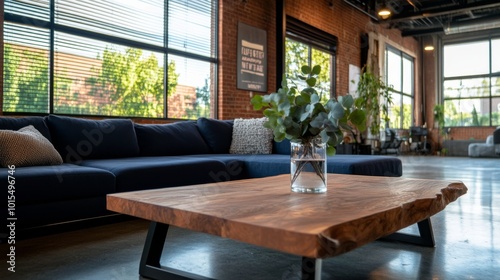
280;16;338;97
385;44;414;129
441;35;500;127
2;0;218;119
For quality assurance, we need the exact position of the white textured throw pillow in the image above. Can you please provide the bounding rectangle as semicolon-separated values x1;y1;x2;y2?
230;117;273;154
0;125;63;167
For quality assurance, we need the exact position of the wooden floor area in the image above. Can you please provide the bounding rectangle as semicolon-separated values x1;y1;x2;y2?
1;155;499;279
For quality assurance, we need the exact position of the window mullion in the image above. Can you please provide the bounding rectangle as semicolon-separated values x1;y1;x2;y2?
49;0;55;114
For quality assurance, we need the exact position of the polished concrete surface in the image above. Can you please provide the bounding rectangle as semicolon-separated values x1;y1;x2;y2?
1;156;499;279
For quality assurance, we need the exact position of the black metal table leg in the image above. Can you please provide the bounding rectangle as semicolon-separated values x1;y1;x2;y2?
139;222;214;280
381;218;435;247
301;257;322;280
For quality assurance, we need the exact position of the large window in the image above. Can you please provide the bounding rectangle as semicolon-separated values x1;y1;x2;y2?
443;38;500;127
385;46;414;129
3;0;217;119
285;17;337;100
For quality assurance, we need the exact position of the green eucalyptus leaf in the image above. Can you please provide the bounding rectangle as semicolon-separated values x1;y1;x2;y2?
330;102;345;119
319;130;329;143
310;112;328;128
302;87;317;95
311;103;326;117
278;99;291;114
308;126;321;136
250;64;367;148
339;94;354;109
283;116;294;128
324;99;336;112
300;109;310;122
300;92;312;103
286;123;302;139
349;109;366;127
310;93;320;104
273;130;286;142
312;65;321;75
306;77;317;87
301;65;311;74
263;108;278;118
295;95;307;106
301;124;309;136
250;95;263;110
326;145;336;156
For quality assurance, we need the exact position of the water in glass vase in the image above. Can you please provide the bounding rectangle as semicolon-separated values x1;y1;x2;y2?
290;141;327;193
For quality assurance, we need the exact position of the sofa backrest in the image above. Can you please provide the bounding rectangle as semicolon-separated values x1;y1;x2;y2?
0;116;52;141
46;115;140;163
196;117;233;154
134;121;211;156
494;127;500;145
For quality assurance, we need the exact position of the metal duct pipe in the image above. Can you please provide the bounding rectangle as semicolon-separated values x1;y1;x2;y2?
444;16;500;34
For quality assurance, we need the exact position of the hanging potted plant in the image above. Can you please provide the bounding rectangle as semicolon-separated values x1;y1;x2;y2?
251;65;366;193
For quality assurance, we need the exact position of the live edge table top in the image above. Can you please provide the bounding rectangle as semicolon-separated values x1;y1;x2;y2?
106;174;467;259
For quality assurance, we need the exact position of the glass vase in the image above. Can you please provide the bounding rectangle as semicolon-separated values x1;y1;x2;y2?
290;139;327;193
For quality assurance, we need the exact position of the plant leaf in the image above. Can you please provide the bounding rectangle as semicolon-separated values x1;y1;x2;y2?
330;102;345;119
250;94;263;110
312;65;321;75
310;93;320;104
306;77;317;87
339;94;354;109
301;65;311;74
310;112;328;128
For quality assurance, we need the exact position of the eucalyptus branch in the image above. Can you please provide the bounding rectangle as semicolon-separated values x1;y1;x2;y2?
251;65;367;156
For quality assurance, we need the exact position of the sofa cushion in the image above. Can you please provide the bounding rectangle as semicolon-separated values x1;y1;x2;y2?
0;125;63;167
197;118;233;153
46;115;140;163
229;118;273;154
231;154;402;178
134;121;210;156
0;164;116;204
326;155;402;176
273;138;291;155
0;116;52;141
79;156;230;192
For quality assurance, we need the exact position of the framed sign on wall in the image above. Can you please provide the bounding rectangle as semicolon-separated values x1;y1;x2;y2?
237;22;267;92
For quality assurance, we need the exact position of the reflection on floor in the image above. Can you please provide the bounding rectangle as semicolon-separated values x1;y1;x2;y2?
0;156;499;280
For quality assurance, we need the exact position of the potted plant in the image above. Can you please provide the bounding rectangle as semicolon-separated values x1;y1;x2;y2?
433;104;445;154
251;65;366;193
354;66;393;145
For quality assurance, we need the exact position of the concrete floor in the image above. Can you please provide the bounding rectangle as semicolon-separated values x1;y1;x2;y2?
1;156;499;279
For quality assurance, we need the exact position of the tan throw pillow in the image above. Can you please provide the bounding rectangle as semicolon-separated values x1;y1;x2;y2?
0;125;63;167
229;117;273;154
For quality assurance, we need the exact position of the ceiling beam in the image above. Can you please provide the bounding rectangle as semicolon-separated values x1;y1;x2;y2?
388;0;500;23
401;27;444;37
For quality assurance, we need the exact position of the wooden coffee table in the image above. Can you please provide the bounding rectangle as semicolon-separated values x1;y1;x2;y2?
107;174;467;280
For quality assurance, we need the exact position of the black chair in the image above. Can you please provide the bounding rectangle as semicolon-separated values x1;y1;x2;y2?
381;128;402;155
410;126;430;154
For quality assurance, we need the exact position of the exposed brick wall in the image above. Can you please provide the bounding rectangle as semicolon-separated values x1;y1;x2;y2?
3;0;492;143
446;127;497;141
218;0;420;120
218;0;276;120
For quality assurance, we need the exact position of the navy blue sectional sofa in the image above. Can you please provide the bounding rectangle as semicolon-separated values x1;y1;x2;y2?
0;115;402;234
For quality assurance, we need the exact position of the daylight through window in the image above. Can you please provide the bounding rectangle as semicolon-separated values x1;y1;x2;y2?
3;0;218;119
443;38;500;127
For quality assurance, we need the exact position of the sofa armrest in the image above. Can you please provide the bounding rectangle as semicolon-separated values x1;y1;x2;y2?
493;128;500;145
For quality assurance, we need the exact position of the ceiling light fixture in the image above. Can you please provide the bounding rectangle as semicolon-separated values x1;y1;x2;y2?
378;3;391;19
424;45;435;51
